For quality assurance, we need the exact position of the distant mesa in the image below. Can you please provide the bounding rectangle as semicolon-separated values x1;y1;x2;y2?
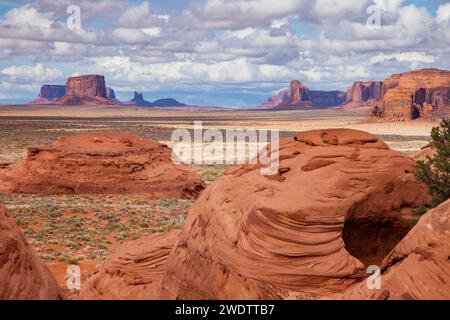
126;91;154;107
258;80;347;109
106;87;116;100
106;86;122;104
56;75;116;106
31;75;117;106
346;81;383;105
31;83;118;105
125;91;187;108
30;79;188;108
280;80;315;109
372;68;450;121
152;98;187;107
40;84;66;100
311;90;347;107
30;84;66;104
258;68;450;118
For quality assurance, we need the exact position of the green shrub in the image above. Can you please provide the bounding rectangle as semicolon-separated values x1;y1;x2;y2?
415;118;450;209
411;205;427;216
67;257;79;265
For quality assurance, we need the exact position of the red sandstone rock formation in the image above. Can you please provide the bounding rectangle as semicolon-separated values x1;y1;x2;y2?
267;81;346;109
158;129;428;299
288;80;311;105
411;144;435;161
57;75;116;105
337;199;450;300
347;81;383;104
375;69;450;121
0;131;205;198
66;75;106;97
0;205;64;299
79;230;179;300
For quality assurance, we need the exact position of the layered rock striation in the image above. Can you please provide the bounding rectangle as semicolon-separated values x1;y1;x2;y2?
158;129;428;299
265;80;347;109
57;75;116;105
0;131;205;198
374;69;450;120
346;81;383;104
79;230;179;300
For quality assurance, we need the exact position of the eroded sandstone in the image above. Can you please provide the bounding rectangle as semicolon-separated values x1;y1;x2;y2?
0;206;64;299
158;129;428;299
79;230;179;300
337;200;450;300
0;131;205;198
375;69;450;121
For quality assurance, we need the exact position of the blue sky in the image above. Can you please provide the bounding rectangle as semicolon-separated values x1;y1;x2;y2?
0;0;449;107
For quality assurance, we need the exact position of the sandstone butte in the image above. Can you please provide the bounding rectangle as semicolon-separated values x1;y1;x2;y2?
79;129;438;300
30;84;66;104
0;205;64;299
345;81;383;107
262;80;346;109
373;68;450;121
0;131;205;198
56;75;116;105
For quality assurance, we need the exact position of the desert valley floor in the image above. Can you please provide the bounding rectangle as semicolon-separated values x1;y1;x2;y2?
0;105;438;298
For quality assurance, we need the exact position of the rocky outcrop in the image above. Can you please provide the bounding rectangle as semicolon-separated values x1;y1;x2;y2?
40;85;66;100
288;80;311;105
66;75;107;97
347;82;383;104
79;230;179;300
0;205;64;299
0;131;205;198
57;75;116;105
411;144;435;161
269;81;347;109
106;87;122;104
338;200;450;300
374;69;450;121
126;92;153;107
30;85;66;104
152;98;186;107
257;89;290;109
106;87;116;100
158;129;428;299
310;90;347;107
126;92;187;108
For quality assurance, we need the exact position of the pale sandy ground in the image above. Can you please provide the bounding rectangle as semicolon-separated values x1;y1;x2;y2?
0;105;435;154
